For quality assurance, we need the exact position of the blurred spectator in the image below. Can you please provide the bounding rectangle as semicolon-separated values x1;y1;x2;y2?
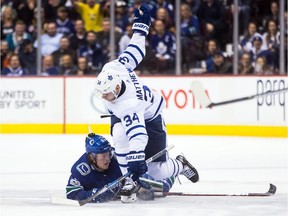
28;7;46;39
262;20;280;50
254;56;274;75
149;0;174;24
238;52;254;75
262;1;279;29
154;7;174;33
249;36;272;67
13;0;36;28
180;3;201;71
1;6;16;40
72;0;109;33
43;0;66;21
183;0;201;15
5;20;33;52
18;39;37;74
76;56;94;75
55;6;75;37
197;0;228;50
148;19;176;74
58;54;77;75
69;19;87;51
33;21;63;56
239;21;262;53
115;0;130;33
118;23;133;54
227;0;252;36
41;55;60;76
1;40;13;70
79;31;104;73
1;54;28;76
251;0;276;33
51;36;76;67
96;18;122;61
262;19;280;71
199;39;220;73
210;50;233;74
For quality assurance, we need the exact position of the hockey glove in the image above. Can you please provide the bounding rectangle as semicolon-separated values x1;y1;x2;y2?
126;151;148;181
132;5;151;36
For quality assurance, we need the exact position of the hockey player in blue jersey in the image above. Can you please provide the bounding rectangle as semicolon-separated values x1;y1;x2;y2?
66;133;122;203
94;5;199;203
66;133;176;203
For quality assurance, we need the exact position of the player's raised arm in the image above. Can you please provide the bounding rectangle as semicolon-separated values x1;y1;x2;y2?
117;5;151;70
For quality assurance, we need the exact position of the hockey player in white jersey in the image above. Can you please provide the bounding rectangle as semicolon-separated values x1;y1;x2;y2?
95;5;199;203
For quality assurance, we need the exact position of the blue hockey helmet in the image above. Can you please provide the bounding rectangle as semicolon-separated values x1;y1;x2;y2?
85;133;111;154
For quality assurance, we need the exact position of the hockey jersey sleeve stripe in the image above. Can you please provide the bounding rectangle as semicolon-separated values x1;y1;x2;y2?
129;132;148;141
126;124;146;135
124;50;139;66
128;44;145;59
115;152;127;157
66;186;83;196
118;163;128;168
146;96;164;121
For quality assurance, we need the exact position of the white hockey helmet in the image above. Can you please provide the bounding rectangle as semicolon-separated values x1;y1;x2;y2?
95;62;123;97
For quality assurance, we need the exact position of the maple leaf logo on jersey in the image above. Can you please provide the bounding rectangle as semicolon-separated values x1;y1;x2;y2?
108;75;113;81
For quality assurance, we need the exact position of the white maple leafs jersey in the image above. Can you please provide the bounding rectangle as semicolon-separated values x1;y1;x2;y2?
102;33;165;153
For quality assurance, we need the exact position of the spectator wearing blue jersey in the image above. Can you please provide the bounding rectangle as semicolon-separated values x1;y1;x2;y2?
249;36;272;67
1;54;28;76
239;21;262;54
78;30;104;73
180;3;201;72
41;55;60;76
149;19;176;74
55;6;75;37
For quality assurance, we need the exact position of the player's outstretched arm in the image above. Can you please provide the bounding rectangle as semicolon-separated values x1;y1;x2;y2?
117;5;151;70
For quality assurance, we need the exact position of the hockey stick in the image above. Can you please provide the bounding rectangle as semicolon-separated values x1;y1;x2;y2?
161;183;276;197
100;114;113;118
78;144;174;206
191;81;288;108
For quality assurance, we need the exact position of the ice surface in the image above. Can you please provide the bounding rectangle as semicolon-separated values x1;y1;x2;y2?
1;134;287;216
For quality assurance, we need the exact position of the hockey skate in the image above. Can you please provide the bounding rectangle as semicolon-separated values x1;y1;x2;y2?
176;155;199;183
119;177;139;203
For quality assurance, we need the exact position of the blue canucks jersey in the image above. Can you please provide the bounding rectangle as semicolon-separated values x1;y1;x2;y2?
66;153;122;203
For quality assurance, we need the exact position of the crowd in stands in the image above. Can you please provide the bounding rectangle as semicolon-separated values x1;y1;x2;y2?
0;0;287;76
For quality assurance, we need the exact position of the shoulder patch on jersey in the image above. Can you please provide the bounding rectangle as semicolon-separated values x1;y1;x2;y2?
76;162;91;176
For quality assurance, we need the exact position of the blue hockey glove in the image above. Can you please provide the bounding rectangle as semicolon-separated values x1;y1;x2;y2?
126;151;148;181
132;5;151;36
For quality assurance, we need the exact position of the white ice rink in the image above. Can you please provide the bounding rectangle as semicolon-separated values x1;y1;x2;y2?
0;134;287;216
